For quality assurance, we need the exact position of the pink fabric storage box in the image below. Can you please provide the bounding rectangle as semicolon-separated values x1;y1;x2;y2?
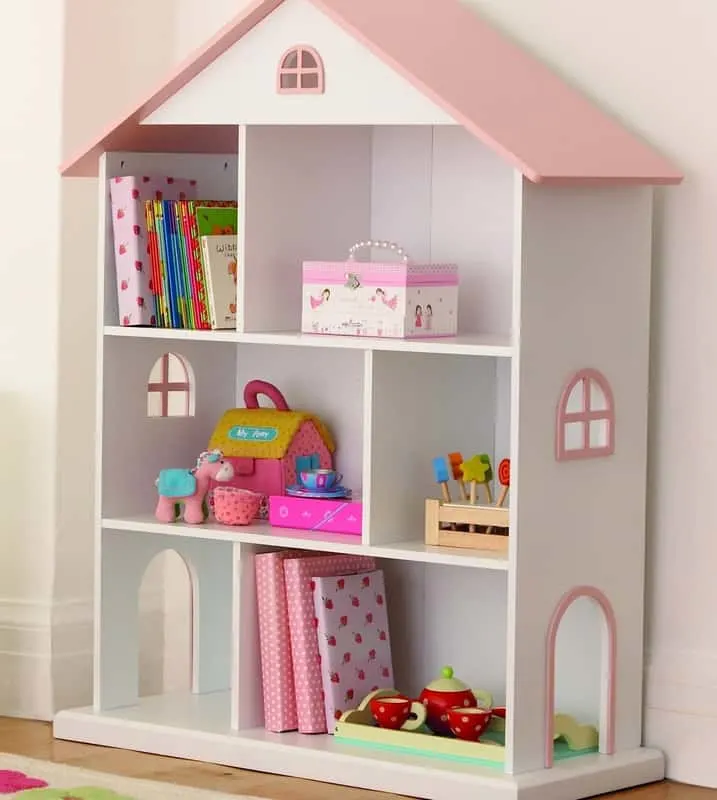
255;550;309;732
301;241;458;339
108;175;196;326
283;554;376;733
269;495;362;536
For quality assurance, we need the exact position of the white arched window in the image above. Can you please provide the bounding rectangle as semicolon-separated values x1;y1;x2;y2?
277;46;325;94
556;368;615;461
147;353;195;418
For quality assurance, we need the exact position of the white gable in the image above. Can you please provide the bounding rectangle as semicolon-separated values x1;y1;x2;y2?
144;0;455;127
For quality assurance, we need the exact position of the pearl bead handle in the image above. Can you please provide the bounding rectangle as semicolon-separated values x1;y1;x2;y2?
348;240;410;264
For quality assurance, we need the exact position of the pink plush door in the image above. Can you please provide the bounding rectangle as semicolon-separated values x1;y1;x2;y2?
544;585;617;767
224;456;284;498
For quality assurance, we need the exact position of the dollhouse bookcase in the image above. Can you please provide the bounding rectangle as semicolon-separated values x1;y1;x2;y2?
54;0;682;798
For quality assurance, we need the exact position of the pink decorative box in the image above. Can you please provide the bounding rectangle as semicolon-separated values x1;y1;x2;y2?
284;554;376;733
269;495;362;536
313;569;395;733
108;175;196;326
254;550;309;732
302;241;458;339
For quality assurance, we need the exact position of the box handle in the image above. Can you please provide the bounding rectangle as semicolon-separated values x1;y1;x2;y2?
244;380;290;411
348;240;409;263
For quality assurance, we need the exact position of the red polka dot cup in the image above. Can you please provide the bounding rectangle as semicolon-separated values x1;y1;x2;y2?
446;706;493;742
369;694;426;731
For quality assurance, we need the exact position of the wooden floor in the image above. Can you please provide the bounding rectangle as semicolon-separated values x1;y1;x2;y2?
0;718;712;799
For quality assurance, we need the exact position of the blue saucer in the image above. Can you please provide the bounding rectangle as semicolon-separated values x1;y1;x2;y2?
287;485;351;499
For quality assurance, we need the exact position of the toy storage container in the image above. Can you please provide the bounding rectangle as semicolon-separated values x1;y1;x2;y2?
302;241;458;339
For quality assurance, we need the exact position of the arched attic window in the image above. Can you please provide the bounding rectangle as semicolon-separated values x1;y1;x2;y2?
147;353;195;418
277;46;325;94
555;368;615;461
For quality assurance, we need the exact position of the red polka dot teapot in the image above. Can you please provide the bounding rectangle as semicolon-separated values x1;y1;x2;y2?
419;666;493;735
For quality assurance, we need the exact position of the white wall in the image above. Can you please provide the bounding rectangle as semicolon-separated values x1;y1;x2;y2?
171;0;717;785
0;0;64;719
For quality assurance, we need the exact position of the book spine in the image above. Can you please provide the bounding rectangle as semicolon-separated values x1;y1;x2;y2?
188;202;212;330
144;200;164;327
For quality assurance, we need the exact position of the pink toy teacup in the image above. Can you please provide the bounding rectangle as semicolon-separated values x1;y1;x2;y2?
213;487;262;525
299;469;342;491
446;706;493;742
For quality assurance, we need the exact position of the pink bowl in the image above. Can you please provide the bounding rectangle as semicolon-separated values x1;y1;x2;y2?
213;487;262;526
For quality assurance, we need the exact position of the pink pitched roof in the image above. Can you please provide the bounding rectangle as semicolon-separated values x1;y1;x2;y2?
61;0;682;185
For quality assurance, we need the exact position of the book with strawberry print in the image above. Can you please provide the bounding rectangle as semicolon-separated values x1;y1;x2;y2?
108;175;196;326
312;569;395;733
283;554;376;733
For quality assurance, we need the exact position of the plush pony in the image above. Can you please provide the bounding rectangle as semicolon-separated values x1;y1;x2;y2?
155;449;234;524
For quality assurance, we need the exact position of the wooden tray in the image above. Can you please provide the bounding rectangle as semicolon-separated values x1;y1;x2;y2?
334;690;505;765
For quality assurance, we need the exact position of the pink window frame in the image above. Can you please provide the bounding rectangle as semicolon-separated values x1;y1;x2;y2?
555;368;615;461
147;353;192;418
545;585;617;767
277;46;325;94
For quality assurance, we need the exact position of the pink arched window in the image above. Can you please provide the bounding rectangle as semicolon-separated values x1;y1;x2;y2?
277;46;325;94
555;368;615;461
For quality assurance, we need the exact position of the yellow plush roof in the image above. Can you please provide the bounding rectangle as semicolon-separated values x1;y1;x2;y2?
209;408;335;460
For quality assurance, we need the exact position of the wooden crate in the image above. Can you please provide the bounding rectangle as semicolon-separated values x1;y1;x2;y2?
424;498;509;553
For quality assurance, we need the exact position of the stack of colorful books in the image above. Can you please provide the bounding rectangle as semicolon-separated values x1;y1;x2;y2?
109;175;238;330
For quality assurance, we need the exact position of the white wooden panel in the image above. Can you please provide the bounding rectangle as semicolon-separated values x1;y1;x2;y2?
145;0;455;127
370;127;515;338
370;127;434;261
96;530;232;710
101;338;236;518
233;345;364;492
243;125;372;332
384;561;508;704
507;181;653;773
430;127;515;336
102;152;238;328
368;352;500;546
234;543;272;730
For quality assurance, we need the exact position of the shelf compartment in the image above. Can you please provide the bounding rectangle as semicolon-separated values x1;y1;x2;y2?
104;326;514;357
102;515;508;570
54;692;665;800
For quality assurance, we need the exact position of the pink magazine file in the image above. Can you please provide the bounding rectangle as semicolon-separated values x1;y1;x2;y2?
312;569;395;733
108;175;197;326
283;554;376;734
254;550;311;732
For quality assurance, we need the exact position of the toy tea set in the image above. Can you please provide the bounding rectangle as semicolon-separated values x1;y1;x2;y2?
154;379;361;534
335;665;598;767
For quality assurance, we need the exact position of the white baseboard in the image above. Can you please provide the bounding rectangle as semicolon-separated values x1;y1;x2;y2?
0;590;176;720
645;648;717;787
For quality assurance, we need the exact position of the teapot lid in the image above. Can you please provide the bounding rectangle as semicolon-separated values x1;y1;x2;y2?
426;666;468;693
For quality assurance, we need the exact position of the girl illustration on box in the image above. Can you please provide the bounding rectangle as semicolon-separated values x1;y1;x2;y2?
425;303;433;331
310;287;331;310
415;304;423;329
374;287;398;310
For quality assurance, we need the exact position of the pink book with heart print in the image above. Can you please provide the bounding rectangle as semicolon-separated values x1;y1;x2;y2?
312;569;395;733
283;554;375;733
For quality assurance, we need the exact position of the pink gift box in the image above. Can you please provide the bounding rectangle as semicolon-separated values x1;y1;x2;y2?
283;554;375;733
269;495;362;536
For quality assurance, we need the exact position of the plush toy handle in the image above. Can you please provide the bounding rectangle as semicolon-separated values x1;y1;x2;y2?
244;380;290;411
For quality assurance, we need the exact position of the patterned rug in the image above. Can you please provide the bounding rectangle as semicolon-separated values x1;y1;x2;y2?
0;754;258;799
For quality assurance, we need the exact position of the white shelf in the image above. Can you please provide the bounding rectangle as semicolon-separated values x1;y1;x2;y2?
54;692;664;800
102;515;509;569
103;325;513;357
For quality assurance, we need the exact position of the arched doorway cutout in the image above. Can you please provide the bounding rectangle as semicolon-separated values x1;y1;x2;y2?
545;585;616;767
138;548;196;696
